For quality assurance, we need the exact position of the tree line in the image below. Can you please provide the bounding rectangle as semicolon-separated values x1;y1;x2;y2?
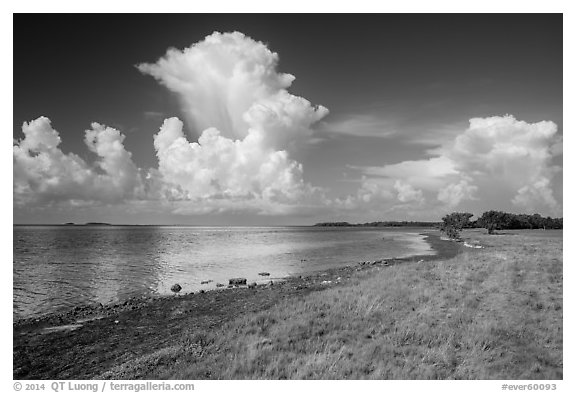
441;210;562;239
314;221;439;227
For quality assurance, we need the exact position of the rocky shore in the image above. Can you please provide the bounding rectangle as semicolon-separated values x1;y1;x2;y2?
14;232;461;380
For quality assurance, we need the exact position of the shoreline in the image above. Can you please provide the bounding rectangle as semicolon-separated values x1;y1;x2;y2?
13;230;449;325
14;231;462;379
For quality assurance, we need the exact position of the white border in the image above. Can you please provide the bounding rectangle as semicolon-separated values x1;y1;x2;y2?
3;2;572;392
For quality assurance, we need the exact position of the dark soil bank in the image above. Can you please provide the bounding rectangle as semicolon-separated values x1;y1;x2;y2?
13;232;461;380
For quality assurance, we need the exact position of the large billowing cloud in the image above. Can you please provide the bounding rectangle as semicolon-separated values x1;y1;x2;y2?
137;31;328;214
137;31;328;151
349;115;562;217
14;117;143;207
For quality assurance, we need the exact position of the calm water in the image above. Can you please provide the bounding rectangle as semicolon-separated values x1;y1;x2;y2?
13;226;435;319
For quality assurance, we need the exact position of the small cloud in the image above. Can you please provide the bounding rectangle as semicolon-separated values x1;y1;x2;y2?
404;121;469;148
143;111;166;120
394;180;424;204
437;179;478;207
319;114;397;138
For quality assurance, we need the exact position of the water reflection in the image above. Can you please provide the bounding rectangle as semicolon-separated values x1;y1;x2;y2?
14;226;165;317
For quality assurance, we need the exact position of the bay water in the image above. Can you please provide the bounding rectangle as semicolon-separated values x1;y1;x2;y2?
13;226;435;319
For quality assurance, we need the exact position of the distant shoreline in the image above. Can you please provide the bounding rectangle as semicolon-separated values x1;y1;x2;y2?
14;223;440;227
313;221;440;227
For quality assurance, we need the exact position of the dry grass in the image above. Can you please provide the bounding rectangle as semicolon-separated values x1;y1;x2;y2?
102;230;562;380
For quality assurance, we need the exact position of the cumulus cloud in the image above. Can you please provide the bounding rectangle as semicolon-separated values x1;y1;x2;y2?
136;31;328;214
151;117;318;211
84;122;142;193
350;114;562;215
137;31;328;151
394;180;424;204
437;179;478;208
447;116;559;178
356;177;394;204
447;115;561;213
13;117;143;207
512;177;558;212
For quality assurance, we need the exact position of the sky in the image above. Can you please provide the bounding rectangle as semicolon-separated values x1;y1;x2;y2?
13;14;563;225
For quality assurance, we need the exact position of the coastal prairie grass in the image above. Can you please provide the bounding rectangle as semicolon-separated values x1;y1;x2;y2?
103;230;562;379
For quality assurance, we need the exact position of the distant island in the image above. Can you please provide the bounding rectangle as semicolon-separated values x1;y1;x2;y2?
61;222;113;226
314;221;440;227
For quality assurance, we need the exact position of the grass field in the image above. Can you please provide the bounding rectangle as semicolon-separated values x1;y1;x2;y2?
101;229;562;379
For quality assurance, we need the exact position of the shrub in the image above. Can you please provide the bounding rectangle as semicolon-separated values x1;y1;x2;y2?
441;212;473;240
